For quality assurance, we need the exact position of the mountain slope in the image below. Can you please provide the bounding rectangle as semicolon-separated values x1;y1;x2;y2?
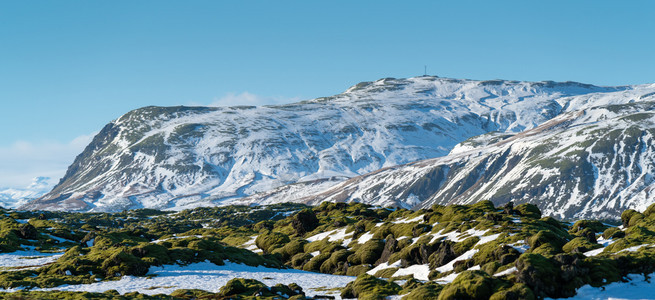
23;76;624;212
293;98;655;220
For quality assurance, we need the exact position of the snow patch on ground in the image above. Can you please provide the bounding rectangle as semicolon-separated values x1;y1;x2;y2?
428;228;499;246
508;241;530;253
392;215;424;224
36;261;355;297
546;272;655;300
435;272;460;284
476;233;502;245
242;236;262;254
618;243;652;253
0;249;63;271
151;234;204;244
306;228;352;243
391;264;430;281
494;266;517;277
583;237;616;257
357;232;374;244
367;261;402;276
583;247;605;257
436;249;479;273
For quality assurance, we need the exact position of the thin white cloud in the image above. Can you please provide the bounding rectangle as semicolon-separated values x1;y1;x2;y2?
208;92;301;107
0;133;96;189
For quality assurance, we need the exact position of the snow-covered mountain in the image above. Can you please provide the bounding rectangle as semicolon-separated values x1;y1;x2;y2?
281;97;655;220
23;76;624;212
24;76;655;219
0;177;53;209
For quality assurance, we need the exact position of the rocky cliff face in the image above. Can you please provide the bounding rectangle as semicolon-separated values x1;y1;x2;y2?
24;76;622;212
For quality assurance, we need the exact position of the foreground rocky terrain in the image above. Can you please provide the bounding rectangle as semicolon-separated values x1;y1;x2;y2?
1;201;655;299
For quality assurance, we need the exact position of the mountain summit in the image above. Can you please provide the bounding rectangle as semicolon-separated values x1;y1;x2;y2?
22;76;655;219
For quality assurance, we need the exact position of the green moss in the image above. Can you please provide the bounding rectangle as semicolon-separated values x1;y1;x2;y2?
453;236;480;255
515;253;558;296
302;253;330;272
605;225;655;252
171;289;215;298
584;257;621;287
515;203;541;219
100;250;149;277
341;274;401;300
219;278;266;297
348;239;385;265
346;264;371;276
562;237;601;253
255;231;290;254
643;203;655;219
527;230;567;256
218;278;305;299
0;290;170;299
291;209;319;236
472;243;520;268
387;240;436;266
570;220;608;234
304;239;342;255
621;209;642;227
5;200;655;300
290;252;312;268
271;238;307;262
481;261;501;275
438;270;505;300
320;249;352;274
373;222;430;239
471;200;496;212
629;214;645;227
374;267;400;278
489;283;535;300
402;282;442;300
602;227;625;240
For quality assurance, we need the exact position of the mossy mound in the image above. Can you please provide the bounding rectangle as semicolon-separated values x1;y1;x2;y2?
515;253;593;298
570;220;607;234
256;231;291;254
489;283;535;300
438;270;506;300
219;278;305;298
402;282;442;300
341;274;401;300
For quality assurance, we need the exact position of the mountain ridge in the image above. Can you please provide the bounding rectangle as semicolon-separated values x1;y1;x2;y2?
21;76;653;219
288;99;654;220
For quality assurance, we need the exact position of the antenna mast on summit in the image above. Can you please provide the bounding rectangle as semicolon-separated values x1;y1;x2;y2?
424;65;427;76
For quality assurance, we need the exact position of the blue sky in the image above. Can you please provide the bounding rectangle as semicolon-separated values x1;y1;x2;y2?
1;1;654;187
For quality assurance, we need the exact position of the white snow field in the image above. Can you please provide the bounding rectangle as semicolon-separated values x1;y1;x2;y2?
0;248;63;271
37;261;354;298
547;272;655;300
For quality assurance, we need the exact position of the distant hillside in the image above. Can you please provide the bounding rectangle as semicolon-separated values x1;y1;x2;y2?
25;76;624;212
292;99;655;220
0;177;52;209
